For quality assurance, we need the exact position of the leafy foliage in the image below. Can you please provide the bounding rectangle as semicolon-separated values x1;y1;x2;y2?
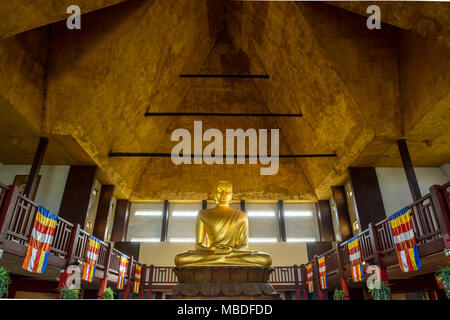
101;287;114;300
333;288;346;300
368;280;391;300
0;267;11;298
436;265;450;298
58;285;80;300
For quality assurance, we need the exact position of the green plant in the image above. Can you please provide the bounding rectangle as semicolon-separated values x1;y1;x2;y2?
333;288;346;300
0;267;11;298
368;280;391;300
435;265;450;298
101;287;114;300
58;285;80;300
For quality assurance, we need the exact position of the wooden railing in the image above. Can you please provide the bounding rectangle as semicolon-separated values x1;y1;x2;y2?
0;180;449;298
0;184;141;292
305;181;450;292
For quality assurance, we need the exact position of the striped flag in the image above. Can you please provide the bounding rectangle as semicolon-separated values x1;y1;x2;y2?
306;263;314;293
389;207;422;273
133;263;142;294
117;254;128;290
348;236;364;282
22;206;58;274
82;235;100;282
318;254;327;289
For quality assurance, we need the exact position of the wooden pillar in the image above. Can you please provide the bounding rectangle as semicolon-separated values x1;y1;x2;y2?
111;200;131;241
293;264;301;300
300;264;308;300
240;200;245;213
332;186;353;242
349;167;387;229
146;265;154;299
316;200;335;241
314;256;325;300
98;243;112;299
160;200;169;242
24;137;48;198
336;245;350;300
277;200;286;242
93;185;115;241
122;256;133;299
139;264;147;299
59;166;97;227
429;184;450;249
397;139;422;201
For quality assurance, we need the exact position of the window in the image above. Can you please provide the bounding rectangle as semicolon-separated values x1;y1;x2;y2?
167;202;202;243
127;202;164;242
246;202;279;242
284;202;319;242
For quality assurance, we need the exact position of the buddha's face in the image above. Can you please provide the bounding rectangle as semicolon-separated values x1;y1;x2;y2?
214;181;233;206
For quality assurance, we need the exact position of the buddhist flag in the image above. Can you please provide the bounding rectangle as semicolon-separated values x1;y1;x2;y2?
348;236;364;282
133;263;142;294
22;206;58;274
389;207;422;273
306;263;314;293
117;254;128;290
82;235;100;282
318;254;327;289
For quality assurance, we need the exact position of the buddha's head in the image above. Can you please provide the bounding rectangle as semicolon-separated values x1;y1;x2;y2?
213;180;233;206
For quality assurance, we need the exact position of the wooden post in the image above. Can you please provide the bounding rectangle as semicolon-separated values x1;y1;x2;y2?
98;243;112;299
93;185;115;240
397;139;422;201
336;245;350;300
293;265;301;300
332;186;353;242
65;223;81;266
147;265;154;299
122;256;134;299
240;200;245;213
368;222;391;297
277;200;286;242
160;200;169;242
314;256;325;300
24;137;48;198
429;185;450;249
300;264;308;300
0;185;20;238
139;264;147;299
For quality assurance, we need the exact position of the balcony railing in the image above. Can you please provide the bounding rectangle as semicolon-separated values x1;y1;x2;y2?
0;180;448;299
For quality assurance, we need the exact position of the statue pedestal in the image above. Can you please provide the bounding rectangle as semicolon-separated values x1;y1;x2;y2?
167;266;280;300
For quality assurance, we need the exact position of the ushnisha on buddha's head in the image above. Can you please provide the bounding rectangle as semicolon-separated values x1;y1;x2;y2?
213;180;233;207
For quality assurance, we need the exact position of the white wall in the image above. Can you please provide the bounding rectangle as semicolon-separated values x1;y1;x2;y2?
0;163;70;214
376;165;450;216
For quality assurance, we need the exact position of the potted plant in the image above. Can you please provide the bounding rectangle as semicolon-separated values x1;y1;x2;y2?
368;280;391;300
435;265;450;298
101;287;114;300
0;267;11;298
58;285;80;300
333;288;346;300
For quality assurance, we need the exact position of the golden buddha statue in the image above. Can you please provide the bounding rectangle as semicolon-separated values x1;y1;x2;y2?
174;181;272;267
